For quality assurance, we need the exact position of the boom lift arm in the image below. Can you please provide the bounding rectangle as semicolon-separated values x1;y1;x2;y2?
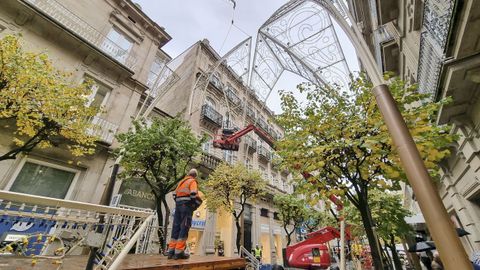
212;123;275;151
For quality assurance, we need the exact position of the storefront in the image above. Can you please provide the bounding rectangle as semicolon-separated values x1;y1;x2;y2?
215;209;235;257
260;222;272;263
187;203;207;255
272;225;284;263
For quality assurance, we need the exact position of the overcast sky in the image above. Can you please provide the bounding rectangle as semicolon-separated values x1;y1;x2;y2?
136;0;359;113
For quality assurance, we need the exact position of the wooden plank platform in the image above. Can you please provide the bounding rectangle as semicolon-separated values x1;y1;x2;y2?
0;254;246;270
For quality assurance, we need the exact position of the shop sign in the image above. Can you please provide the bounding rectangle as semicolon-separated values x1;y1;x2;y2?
118;179;156;210
261;223;269;233
272;226;282;235
191;219;206;229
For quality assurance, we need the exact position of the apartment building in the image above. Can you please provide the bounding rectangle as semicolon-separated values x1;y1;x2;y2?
349;0;480;254
158;39;293;264
0;0;172;206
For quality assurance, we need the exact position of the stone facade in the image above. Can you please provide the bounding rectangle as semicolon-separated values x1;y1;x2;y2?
158;39;293;263
349;0;480;254
0;0;171;204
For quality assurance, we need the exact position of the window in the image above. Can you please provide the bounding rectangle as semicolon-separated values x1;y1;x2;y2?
146;54;166;88
202;135;213;154
245;158;252;171
205;96;216;109
103;27;133;62
210;72;222;88
259;165;268;180
224;112;235;128
272;172;278;185
273;212;280;220
260;208;269;217
85;76;111;108
8;161;78;199
223;150;234;164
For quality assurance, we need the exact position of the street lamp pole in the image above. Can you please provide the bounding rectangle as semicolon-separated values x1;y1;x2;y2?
320;1;472;269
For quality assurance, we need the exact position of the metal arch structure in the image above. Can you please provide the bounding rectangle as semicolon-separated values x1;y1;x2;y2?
249;0;383;102
248;1;472;270
250;0;349;101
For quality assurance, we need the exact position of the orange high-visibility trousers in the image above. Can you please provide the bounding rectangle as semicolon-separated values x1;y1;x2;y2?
167;201;193;254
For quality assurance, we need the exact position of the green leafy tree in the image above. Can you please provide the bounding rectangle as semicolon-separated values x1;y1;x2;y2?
0;35;98;161
343;191;412;270
116;117;203;251
303;209;337;233
203;163;266;252
273;194;306;245
276;74;454;269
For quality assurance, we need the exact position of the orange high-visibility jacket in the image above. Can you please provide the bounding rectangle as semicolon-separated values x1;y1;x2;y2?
174;175;202;207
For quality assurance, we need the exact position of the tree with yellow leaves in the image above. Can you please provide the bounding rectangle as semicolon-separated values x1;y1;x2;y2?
203;163;266;253
0;35;98;161
276;74;455;269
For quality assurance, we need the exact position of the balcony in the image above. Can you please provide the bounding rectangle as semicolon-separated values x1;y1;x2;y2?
226;87;243;111
257;118;269;133
375;0;398;25
208;75;224;92
24;0;137;69
257;145;271;162
373;25;399;75
200;152;222;170
89;116;119;145
244;135;257;153
271;153;282;168
246;106;256;121
201;104;223;128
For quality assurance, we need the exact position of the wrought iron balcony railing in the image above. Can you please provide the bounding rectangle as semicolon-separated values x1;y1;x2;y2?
88;116;120;145
0;190;154;269
226;87;242;111
244;135;257;152
257;118;269;133
24;0;137;69
201;104;223;127
246;106;256;120
208;75;223;91
257;145;271;161
417;0;456;96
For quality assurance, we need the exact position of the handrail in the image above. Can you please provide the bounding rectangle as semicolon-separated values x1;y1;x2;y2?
0;190;152;218
240;246;260;270
109;214;155;270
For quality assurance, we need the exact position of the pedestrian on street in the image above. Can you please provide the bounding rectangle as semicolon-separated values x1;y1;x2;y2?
431;251;443;270
167;169;203;260
418;251;433;270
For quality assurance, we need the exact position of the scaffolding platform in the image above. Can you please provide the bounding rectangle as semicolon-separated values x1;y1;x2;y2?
0;254;246;270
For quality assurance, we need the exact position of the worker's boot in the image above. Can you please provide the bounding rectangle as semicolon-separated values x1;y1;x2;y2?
166;250;174;259
174;251;190;260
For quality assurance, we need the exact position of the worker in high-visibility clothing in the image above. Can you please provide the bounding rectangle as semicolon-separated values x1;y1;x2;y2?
253;244;262;262
167;168;203;260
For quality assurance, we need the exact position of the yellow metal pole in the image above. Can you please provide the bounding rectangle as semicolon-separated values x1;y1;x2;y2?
372;84;472;270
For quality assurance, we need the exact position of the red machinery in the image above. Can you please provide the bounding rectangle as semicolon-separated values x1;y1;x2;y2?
212;123;275;151
284;226;351;269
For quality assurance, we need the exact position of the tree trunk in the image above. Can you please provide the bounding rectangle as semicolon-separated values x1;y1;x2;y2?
383;242;394;269
284;226;293;246
234;217;242;253
357;198;384;270
155;196;165;254
161;196;171;252
389;235;403;270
